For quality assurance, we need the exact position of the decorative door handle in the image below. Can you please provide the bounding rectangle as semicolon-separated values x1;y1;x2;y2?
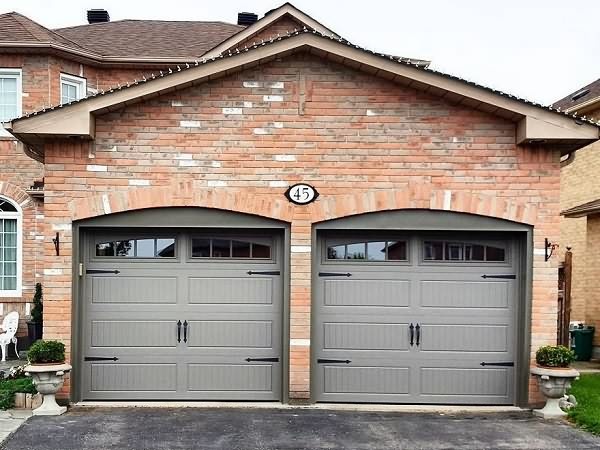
183;320;188;343
177;320;182;343
409;323;414;346
415;324;421;346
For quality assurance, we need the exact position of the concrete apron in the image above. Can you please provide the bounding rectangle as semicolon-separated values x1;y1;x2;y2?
74;401;524;414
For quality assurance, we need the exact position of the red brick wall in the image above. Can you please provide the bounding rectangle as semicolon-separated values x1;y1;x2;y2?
0;52;170;337
40;52;560;402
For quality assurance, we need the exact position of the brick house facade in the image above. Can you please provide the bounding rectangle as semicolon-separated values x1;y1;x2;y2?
3;4;600;405
557;79;600;355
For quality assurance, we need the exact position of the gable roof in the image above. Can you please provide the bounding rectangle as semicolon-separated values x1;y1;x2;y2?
55;20;244;60
6;28;598;156
553;78;600;114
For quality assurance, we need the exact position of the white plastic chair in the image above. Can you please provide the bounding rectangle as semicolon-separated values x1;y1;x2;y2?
0;312;19;362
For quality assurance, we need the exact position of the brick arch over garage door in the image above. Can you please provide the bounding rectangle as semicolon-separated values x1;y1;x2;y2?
69;182;535;225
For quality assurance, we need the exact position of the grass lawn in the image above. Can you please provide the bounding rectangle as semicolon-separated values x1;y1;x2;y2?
568;373;600;435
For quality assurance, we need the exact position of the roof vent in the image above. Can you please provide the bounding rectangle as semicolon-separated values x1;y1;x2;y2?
87;9;110;24
571;89;590;102
237;12;258;26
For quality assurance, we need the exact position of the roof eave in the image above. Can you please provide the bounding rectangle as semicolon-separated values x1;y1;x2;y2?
0;42;228;67
8;32;599;157
564;95;600;115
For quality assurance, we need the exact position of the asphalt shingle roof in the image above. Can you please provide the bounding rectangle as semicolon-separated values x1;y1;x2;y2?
553;78;600;111
0;12;90;52
54;20;245;60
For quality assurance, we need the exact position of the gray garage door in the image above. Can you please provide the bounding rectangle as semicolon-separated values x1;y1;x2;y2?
314;233;518;405
81;230;282;401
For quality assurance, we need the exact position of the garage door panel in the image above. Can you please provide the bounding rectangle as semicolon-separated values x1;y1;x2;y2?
90;320;177;348
419;324;508;353
420;367;510;397
187;364;274;392
420;280;509;309
90;363;177;392
188;277;273;304
323;366;410;395
324;279;410;307
82;230;283;401
186;320;273;348
91;276;177;304
324;322;409;351
315;233;517;405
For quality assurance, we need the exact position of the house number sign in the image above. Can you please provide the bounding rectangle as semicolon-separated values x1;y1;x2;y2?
284;183;319;205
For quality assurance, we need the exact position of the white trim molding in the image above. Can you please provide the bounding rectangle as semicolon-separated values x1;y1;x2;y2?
60;72;87;104
0;195;22;298
0;68;22;137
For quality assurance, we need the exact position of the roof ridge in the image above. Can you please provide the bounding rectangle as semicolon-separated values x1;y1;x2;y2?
14;27;600;128
54;18;244;31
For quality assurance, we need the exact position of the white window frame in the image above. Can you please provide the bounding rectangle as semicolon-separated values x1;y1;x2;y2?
60;73;86;104
0;69;22;137
0;195;22;298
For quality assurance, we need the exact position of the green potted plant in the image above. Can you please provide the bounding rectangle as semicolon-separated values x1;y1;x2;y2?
530;345;579;419
26;283;43;343
24;340;71;415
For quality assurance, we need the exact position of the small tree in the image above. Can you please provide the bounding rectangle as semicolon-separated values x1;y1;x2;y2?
30;283;42;324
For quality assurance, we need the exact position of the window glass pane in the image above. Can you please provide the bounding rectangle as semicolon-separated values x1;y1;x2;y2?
486;246;505;262
3;248;16;262
0;200;17;212
212;239;231;258
367;241;386;261
96;242;115;257
252;242;271;259
3;262;16;276
136;239;154;257
191;239;210;258
327;245;345;260
3;219;16;232
0;77;18;122
156;239;175;257
346;242;366;260
3;275;15;291
446;243;463;261
424;241;443;260
115;240;134;257
387;241;407;260
232;240;251;258
465;244;485;261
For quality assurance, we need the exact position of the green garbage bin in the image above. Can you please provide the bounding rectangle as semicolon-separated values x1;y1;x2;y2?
571;326;595;361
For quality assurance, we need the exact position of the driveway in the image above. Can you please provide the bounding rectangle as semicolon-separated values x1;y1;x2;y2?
2;407;599;450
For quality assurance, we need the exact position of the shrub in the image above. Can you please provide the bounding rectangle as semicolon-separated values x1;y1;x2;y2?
28;340;65;364
0;369;36;410
536;345;576;368
30;283;43;323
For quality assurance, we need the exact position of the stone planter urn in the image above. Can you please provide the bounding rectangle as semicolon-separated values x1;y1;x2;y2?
530;366;579;419
24;363;71;416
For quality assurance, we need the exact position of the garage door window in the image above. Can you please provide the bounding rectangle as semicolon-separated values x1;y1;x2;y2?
191;238;271;259
327;240;407;261
423;240;505;262
96;238;176;258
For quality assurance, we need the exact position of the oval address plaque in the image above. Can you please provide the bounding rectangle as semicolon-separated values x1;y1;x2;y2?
284;183;319;205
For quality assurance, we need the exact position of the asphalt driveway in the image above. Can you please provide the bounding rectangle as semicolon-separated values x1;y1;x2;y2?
2;407;599;450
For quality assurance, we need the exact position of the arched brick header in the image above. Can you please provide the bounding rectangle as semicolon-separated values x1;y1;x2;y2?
0;181;34;210
70;182;536;225
310;183;536;225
